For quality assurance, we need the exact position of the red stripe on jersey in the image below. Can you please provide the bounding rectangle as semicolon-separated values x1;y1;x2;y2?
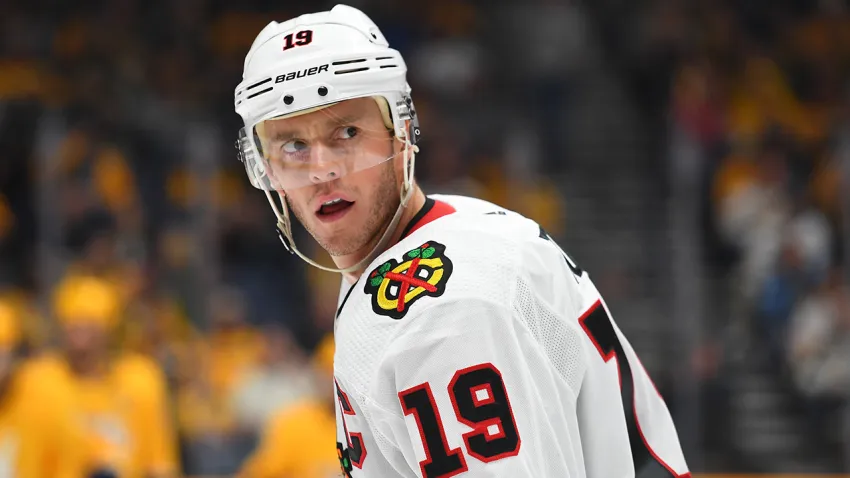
402;199;456;240
349;432;367;469
634;393;690;478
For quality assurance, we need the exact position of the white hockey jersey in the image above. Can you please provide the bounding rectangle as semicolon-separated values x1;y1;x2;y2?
333;194;690;478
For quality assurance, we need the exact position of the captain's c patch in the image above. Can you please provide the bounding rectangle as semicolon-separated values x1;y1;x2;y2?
364;241;453;320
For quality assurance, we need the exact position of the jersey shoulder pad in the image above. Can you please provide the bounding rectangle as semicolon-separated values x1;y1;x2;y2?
363;212;539;320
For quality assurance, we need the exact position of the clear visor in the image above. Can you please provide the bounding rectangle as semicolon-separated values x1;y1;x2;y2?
237;99;397;191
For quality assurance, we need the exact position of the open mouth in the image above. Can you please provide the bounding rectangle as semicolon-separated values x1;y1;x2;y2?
316;198;355;221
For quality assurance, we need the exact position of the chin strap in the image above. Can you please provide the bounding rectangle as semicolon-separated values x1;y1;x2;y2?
267;140;419;275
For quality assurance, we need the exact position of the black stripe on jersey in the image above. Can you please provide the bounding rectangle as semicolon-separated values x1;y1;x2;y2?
336;282;357;320
580;301;685;477
398;197;435;239
538;225;583;279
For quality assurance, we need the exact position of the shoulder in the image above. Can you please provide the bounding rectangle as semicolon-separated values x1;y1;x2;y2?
424;194;560;261
366;194;598;328
17;352;69;384
113;351;159;372
14;353;74;407
364;219;518;320
272;399;332;428
113;352;167;394
362;196;575;328
405;195;570;296
263;399;334;447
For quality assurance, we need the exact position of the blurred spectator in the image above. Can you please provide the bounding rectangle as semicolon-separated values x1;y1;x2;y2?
714;136;793;300
238;334;338;478
27;275;179;478
176;345;246;476
178;286;262;475
121;290;197;389
758;239;806;366
0;301;89;477
231;326;316;434
205;287;263;399
409;0;481;99
474;159;566;238
0;286;49;350
786;197;832;284
788;267;850;444
416;130;485;198
496;0;588;172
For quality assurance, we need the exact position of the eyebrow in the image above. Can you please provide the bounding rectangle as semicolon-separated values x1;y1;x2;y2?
268;112;364;143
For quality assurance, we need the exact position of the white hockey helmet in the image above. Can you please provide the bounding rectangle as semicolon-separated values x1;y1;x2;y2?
234;4;421;273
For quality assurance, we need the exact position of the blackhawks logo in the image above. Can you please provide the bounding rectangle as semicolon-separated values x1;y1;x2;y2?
364;241;453;319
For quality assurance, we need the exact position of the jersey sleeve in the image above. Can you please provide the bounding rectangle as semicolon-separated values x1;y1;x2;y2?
373;296;587;478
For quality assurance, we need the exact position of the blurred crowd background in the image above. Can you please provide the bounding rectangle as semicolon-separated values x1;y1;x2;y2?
1;0;850;476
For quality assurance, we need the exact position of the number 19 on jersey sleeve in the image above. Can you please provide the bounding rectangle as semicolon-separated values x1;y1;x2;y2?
398;363;521;478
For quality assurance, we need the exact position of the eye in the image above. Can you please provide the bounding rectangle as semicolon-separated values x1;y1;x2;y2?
282;139;309;154
338;126;358;139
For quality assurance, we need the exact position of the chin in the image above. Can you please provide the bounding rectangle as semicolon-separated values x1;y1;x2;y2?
311;230;357;257
320;240;361;258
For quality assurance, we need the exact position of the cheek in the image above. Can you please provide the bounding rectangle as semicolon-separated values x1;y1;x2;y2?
265;160;289;189
282;189;309;211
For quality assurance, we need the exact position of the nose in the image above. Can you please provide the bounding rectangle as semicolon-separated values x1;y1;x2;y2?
309;144;344;184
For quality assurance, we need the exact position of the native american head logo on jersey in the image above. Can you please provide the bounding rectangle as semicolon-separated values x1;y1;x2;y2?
364;241;453;320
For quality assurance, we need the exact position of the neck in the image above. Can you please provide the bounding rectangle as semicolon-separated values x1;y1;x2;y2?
66;350;108;378
336;186;426;284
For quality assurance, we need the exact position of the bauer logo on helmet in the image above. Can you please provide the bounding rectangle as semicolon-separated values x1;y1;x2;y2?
275;64;329;84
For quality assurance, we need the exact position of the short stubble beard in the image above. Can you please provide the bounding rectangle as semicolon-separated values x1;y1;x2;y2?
285;160;400;257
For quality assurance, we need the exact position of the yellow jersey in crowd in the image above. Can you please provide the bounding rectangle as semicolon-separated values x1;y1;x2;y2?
240;334;338;478
19;352;178;478
0;362;88;477
239;399;338;478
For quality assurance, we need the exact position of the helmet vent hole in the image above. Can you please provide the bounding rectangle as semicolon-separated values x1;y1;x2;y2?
246;78;271;90
379;65;398;69
283;95;294;105
247;87;274;99
332;58;367;66
335;67;369;75
318;86;328;96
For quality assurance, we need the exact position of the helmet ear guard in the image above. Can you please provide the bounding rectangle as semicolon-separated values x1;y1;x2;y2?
397;94;421;146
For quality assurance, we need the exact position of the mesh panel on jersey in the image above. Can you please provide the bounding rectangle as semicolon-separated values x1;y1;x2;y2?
358;392;398;455
513;277;586;395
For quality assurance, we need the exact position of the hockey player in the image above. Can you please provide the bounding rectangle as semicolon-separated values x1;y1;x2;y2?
234;5;690;477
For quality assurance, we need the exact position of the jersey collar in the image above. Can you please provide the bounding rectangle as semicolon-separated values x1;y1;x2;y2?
398;197;456;240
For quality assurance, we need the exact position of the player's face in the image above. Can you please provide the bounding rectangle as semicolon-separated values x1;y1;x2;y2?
269;98;402;256
63;323;108;357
